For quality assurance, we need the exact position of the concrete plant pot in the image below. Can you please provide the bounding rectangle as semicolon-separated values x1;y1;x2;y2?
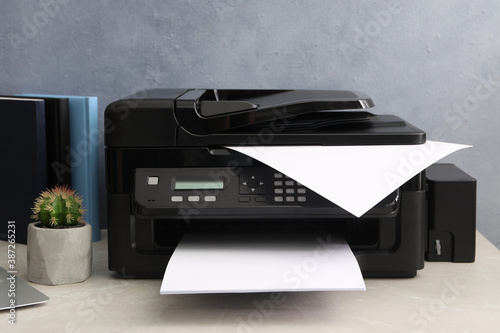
27;222;92;285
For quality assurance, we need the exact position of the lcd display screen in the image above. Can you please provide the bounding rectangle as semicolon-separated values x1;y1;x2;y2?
174;180;224;190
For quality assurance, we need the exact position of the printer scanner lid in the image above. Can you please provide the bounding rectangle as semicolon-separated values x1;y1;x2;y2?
175;89;374;134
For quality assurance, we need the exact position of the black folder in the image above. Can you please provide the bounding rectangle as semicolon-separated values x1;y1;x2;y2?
34;97;71;186
0;97;48;244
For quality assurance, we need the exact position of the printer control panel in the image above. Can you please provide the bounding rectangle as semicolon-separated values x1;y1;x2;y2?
134;167;332;211
238;170;309;204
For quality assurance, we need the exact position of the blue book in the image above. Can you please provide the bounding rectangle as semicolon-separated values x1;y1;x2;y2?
19;94;100;241
0;97;47;244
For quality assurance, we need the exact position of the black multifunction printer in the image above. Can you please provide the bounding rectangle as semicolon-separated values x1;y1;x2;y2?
105;89;476;278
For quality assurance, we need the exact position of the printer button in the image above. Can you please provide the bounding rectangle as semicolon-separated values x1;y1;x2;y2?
286;196;295;202
204;196;216;202
297;196;306;202
274;180;283;186
274;188;283;194
297;188;306;194
274;173;283;179
286;188;295;194
239;196;251;202
274;196;284;202
147;176;159;185
171;196;183;202
247;178;260;188
188;196;200;202
285;180;294;186
240;174;266;194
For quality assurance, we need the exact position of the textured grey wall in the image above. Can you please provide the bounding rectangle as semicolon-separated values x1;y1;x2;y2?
2;1;499;247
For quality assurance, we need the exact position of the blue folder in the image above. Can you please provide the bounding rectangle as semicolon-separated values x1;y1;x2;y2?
18;94;100;241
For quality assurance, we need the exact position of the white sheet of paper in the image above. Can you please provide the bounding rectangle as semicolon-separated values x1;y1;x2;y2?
160;233;365;294
226;141;470;217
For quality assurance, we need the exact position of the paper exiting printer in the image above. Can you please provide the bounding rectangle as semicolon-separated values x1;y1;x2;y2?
105;89;476;279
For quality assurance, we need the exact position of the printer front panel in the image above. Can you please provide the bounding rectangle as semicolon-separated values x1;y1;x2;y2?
106;146;425;278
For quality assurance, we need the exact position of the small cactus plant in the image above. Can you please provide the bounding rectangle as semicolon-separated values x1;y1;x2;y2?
31;185;86;228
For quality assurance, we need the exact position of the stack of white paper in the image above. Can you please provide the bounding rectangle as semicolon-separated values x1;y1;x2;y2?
160;233;365;294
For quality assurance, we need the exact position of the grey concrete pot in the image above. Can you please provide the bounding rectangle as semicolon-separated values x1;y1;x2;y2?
27;222;92;285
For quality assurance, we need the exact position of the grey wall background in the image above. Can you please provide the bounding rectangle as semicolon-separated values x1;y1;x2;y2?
2;1;499;248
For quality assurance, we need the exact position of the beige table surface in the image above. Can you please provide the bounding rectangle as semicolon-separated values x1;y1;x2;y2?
1;230;500;332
